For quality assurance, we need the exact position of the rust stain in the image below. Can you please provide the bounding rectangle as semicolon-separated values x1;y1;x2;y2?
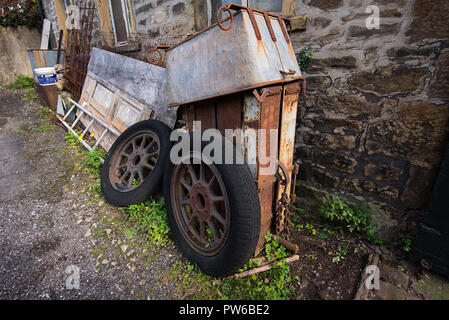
274;42;285;72
288;44;296;63
257;40;269;59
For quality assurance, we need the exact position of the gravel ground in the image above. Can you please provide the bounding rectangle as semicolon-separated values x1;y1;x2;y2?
0;89;184;300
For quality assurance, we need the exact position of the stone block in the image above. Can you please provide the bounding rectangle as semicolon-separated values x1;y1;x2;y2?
316;94;382;118
379;263;410;290
172;2;186;16
312;168;340;188
305;76;332;92
408;0;449;43
349;66;428;95
429;51;449;99
375;280;418;300
289;16;307;31
316;150;357;174
364;163;403;182
401;165;437;209
348;23;401;39
310;55;357;69
308;0;343;11
365;102;449;167
303;131;356;150
316;117;362;132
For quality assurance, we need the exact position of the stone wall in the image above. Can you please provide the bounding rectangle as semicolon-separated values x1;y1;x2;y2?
133;0;195;42
0;26;41;85
290;0;449;240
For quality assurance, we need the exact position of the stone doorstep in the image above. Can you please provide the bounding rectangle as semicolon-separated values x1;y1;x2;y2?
379;262;410;290
355;252;421;300
372;280;420;300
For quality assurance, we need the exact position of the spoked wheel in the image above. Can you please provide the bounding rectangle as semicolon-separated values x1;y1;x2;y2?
109;131;160;192
172;160;231;256
164;134;261;277
101;120;171;206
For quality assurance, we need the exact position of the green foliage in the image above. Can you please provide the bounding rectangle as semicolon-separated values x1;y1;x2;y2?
330;245;348;264
0;0;42;29
125;199;171;247
64;130;82;147
264;232;288;261
395;233;413;253
23;86;39;102
219;260;293;300
218;232;293;300
7;74;35;90
319;195;383;245
85;149;106;174
296;47;314;72
91;180;102;195
37;124;55;132
37;107;55;122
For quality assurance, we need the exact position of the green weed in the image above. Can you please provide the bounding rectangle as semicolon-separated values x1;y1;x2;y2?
64;130;82;147
296;47;314;72
85;149;106;174
7;74;34;90
319;195;383;245
330;245;348;264
125;198;172;248
395;233;413;253
217;232;293;300
37;124;56;132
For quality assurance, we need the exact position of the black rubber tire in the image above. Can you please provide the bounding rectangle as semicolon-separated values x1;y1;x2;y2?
101;120;171;207
163;134;261;277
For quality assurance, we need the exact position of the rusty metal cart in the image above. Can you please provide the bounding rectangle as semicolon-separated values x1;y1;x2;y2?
161;4;305;276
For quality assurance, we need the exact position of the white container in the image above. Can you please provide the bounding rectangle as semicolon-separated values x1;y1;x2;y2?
34;67;56;86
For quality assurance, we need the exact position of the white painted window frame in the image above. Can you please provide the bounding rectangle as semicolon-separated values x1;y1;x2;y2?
108;0;131;46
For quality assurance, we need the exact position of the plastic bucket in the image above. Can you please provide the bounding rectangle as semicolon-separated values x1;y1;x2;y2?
34;67;56;86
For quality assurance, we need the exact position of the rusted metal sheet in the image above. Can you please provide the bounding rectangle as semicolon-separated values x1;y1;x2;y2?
274;81;300;234
254;85;282;255
194;100;216;130
166;7;301;107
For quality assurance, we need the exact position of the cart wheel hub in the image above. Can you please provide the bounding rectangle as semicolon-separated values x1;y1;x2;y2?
190;182;213;221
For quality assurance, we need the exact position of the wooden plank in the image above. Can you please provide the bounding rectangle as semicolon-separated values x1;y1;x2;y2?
194;99;216;130
216;93;242;135
258;86;282;177
184;104;195;131
278;81;299;198
40;19;51;50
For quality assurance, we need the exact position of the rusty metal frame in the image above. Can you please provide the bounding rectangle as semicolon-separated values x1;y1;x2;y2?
63;0;96;101
216;3;291;44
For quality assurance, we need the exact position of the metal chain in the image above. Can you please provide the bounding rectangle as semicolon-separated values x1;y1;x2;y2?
274;162;291;239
